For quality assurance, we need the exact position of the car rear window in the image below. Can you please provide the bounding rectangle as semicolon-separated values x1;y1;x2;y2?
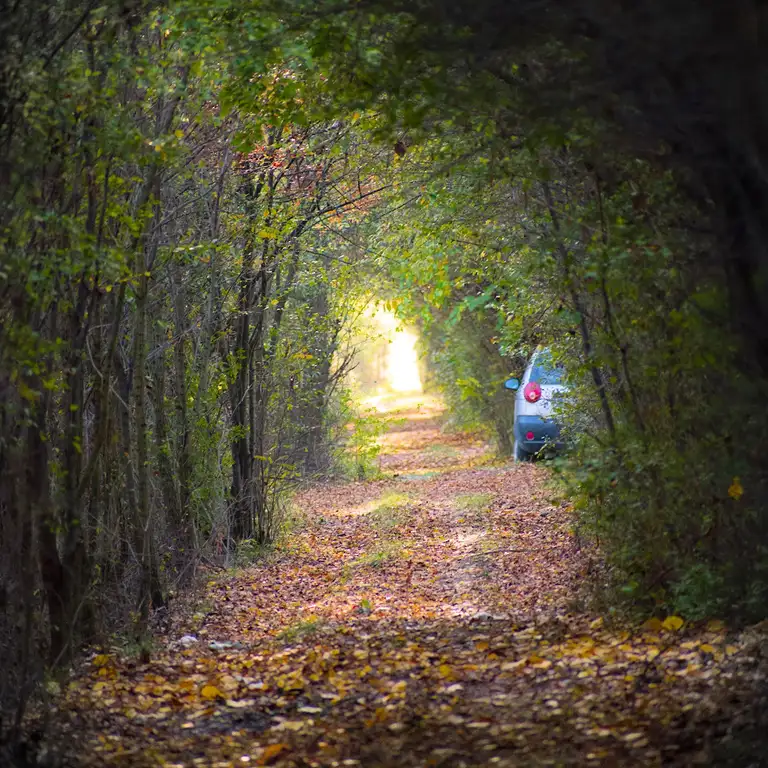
530;353;564;385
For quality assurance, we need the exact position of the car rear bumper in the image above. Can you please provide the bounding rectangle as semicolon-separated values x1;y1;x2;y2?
514;415;564;455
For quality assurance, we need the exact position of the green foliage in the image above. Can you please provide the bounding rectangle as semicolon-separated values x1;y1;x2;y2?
349;540;404;570
366;492;411;530
0;0;389;730
331;395;390;480
356;90;768;622
6;0;768;740
277;617;326;643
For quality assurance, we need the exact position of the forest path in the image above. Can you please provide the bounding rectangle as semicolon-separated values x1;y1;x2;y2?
60;395;761;767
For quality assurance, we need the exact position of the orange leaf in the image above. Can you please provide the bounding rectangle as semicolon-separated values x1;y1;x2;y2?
259;743;289;765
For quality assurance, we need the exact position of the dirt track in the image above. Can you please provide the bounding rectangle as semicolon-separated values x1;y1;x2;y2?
54;395;767;766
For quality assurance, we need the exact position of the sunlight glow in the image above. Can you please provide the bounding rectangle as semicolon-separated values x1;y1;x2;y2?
373;309;423;392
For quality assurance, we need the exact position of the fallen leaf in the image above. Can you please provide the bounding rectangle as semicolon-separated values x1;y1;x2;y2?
258;743;289;765
200;684;224;700
662;616;684;632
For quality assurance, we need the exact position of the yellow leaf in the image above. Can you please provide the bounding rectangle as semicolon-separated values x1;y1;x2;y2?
200;684;223;700
728;477;744;500
706;620;725;633
174;129;184;139
93;654;111;667
642;617;663;632
366;707;388;726
662;615;684;631
438;663;455;680
699;643;716;654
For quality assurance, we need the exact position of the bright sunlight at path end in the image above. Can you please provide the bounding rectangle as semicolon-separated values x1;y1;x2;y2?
373;310;422;393
58;396;762;767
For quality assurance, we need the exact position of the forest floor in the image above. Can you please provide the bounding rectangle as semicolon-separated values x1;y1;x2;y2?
53;394;768;767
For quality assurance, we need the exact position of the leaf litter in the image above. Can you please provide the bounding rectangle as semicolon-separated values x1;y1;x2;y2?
50;396;768;766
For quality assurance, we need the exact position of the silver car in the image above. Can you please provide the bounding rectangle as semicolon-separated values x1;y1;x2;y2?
504;349;568;461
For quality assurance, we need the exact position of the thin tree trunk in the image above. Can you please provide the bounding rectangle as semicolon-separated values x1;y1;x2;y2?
542;181;616;437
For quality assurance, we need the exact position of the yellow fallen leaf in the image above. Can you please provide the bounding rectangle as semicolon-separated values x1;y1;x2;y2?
642;617;663;632
371;707;388;724
200;684;223;700
438;663;455;679
93;654;111;667
699;644;716;654
728;477;744;500
662;615;684;631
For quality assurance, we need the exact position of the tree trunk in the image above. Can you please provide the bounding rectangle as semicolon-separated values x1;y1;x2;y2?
132;263;163;633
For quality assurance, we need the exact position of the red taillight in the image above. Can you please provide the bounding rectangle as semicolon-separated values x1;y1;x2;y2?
524;381;541;403
525;431;535;441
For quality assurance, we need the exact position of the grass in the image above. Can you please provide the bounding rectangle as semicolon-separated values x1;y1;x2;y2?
342;539;410;582
277;616;326;643
351;540;405;569
398;470;443;481
366;491;412;530
453;492;494;513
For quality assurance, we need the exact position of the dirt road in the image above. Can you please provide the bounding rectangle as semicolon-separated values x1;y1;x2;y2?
56;396;765;766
